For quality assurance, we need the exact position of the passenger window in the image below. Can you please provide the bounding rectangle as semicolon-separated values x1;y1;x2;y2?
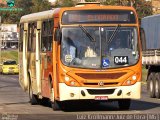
41;22;48;52
19;24;24;52
41;20;53;52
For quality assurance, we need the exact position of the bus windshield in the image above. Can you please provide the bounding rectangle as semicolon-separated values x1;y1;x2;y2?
61;26;139;69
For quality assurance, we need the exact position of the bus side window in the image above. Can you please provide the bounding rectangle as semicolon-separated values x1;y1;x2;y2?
19;24;24;52
28;23;32;51
41;21;48;52
47;20;53;51
41;20;53;52
31;23;36;52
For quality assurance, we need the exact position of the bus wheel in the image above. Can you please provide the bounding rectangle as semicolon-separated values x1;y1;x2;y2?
155;73;160;98
49;77;60;110
118;99;131;110
147;72;156;98
51;100;60;111
28;76;39;105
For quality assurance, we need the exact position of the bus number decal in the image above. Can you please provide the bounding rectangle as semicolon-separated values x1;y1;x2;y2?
114;56;129;65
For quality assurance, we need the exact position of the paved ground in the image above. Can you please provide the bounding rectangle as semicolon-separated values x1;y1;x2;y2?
0;75;159;120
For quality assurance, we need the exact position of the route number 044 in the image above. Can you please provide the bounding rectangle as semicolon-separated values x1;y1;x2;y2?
114;56;129;65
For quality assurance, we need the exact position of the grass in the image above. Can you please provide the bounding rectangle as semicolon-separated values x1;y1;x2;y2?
142;66;148;83
1;50;18;63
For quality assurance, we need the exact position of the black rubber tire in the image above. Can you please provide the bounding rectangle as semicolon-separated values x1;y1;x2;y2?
147;72;156;98
49;77;60;111
28;76;39;105
39;98;50;107
51;100;60;110
118;99;131;110
155;73;160;99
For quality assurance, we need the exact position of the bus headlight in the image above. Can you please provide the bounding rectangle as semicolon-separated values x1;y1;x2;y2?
126;80;131;85
132;75;137;80
64;75;80;86
70;81;75;86
65;76;70;82
122;74;138;86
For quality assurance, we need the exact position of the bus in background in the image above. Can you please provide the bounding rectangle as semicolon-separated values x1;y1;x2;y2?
19;2;142;110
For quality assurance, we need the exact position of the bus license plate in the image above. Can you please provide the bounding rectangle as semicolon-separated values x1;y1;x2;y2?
95;96;108;100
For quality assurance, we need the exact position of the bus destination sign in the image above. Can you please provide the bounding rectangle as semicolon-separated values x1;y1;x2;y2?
62;10;136;24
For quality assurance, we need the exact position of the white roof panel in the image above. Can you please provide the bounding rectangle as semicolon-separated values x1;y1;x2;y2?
20;9;55;23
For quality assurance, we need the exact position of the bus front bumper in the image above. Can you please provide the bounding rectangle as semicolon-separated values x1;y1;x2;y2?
59;82;141;101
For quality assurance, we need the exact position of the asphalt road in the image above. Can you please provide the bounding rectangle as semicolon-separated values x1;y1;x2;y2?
0;75;159;120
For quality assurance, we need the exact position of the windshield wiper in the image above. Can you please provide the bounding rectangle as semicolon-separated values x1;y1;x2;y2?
108;24;121;44
79;25;95;42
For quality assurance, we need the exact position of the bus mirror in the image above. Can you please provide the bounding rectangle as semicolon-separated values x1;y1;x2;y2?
140;28;146;51
54;29;61;42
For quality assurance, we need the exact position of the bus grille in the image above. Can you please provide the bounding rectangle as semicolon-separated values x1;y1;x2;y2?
87;89;115;95
75;72;126;79
83;82;119;86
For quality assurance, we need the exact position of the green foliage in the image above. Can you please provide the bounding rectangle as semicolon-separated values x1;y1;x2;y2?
0;0;51;24
142;66;148;82
31;0;51;13
15;0;33;15
54;0;75;7
0;0;152;24
102;0;152;18
102;0;120;5
1;50;18;62
133;0;152;19
0;11;16;23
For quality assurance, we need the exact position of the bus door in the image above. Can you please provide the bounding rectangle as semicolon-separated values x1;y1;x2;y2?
41;20;53;98
21;23;29;91
35;21;42;95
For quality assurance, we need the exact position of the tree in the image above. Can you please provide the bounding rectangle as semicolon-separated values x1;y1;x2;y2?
15;0;33;15
31;0;51;13
14;0;33;23
54;0;75;7
133;0;152;19
102;0;120;5
0;0;52;24
102;0;152;18
0;0;152;24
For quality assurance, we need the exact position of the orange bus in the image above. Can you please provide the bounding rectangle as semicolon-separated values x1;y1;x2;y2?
19;2;142;110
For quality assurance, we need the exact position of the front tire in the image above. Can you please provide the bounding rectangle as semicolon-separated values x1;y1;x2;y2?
51;100;60;110
118;99;131;110
49;77;60;110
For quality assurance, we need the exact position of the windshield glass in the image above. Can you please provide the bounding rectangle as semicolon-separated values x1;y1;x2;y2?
3;61;17;65
61;26;139;69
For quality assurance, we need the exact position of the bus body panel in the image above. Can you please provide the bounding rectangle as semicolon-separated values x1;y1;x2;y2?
58;82;141;101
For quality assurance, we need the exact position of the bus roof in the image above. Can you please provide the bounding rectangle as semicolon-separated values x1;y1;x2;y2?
20;9;56;23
